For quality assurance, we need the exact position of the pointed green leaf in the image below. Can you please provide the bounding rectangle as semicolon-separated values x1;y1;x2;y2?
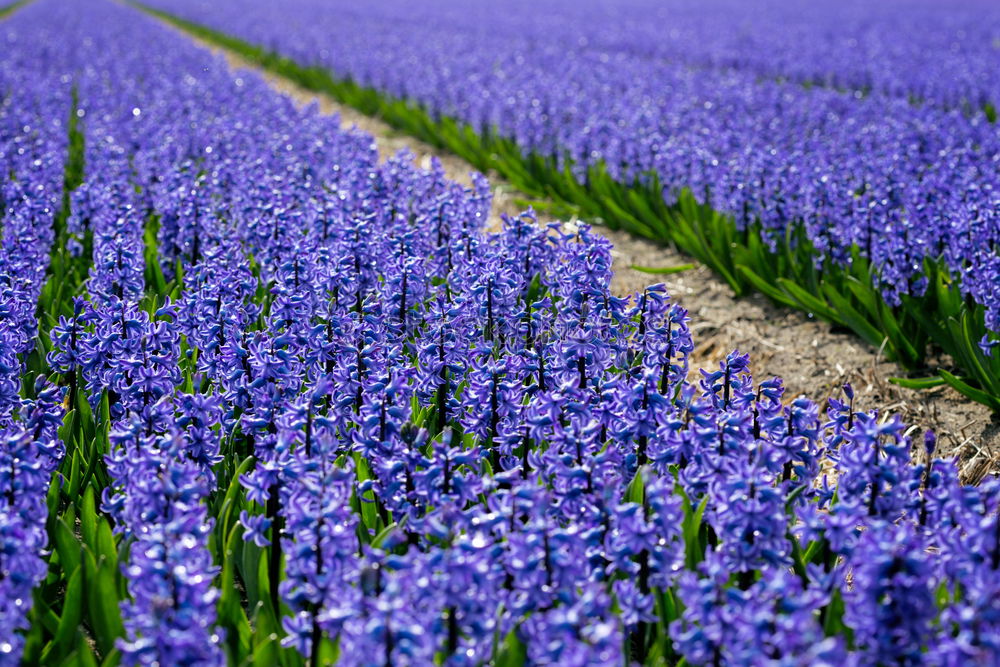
80;487;97;549
939;370;1000;411
46;566;83;661
630;263;696;276
53;517;82;576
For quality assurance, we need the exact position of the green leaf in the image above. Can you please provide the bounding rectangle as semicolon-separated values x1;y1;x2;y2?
83;548;125;656
776;278;841;326
250;631;280;667
802;540;823;565
218;455;255;541
96;518;118;565
823;589;849;640
65;450;82;500
845;278;921;367
47;475;61;521
654;587;680;626
314;637;339;667
354;454;379;535
240;540;263;611
31;590;61;636
76;389;94;443
736;265;798;309
62;634;100;667
789;533;809;584
961;313;1000;395
53;517;82;576
99;391;111;430
682;495;710;570
494;628;526;667
821;284;887;351
626;466;646;506
889;375;947;390
523;273;543;305
251;557;282;664
144;228;168;297
219;525;252;663
45;566;83;662
939;370;1000;411
629;263;696;276
80;486;97;549
784;483;809;511
99;647;121;667
984;101;997;124
58;409;78;457
371;520;405;549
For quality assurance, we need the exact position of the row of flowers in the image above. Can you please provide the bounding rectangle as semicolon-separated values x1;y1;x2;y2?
0;16;70;660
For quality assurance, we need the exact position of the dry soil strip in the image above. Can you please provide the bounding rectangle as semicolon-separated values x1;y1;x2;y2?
142;8;998;474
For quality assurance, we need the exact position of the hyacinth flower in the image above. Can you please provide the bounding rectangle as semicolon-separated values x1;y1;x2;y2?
519;581;623;665
843;522;936;664
604;473;685;660
83;155;146;305
352;364;414;462
341;504;508;666
175;392;224;473
411;429;484;514
0;382;64;664
0;344;21;429
0;192;61;421
239;433;294;610
278;430;359;661
370;423;433;523
332;548;438;666
708;456;792;577
609;367;673;469
109;430;224;666
322;306;397;437
90;298;181;427
176;240;260;359
494;212;560;293
465;254;524;347
413;294;469;435
928;476;1000;664
375;249;429;342
267;244;324;350
835;410;919;522
46;297;94;407
630;284;694;398
494;484;600;626
685;560;843;665
421;532;504;665
760;395;822;487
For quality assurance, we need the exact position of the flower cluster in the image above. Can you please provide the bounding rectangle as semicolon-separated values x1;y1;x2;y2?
0;383;65;663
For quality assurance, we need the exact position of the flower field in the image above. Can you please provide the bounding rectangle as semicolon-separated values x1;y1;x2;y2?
1;0;999;665
141;0;1000;412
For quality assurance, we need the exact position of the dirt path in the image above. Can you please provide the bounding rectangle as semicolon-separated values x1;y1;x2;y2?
144;9;999;477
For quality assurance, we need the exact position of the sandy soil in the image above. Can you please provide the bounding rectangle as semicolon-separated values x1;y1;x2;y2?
156;15;1000;478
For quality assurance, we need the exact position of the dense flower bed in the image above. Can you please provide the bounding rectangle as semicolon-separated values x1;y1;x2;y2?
1;0;999;665
0;8;70;656
145;0;1000;332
